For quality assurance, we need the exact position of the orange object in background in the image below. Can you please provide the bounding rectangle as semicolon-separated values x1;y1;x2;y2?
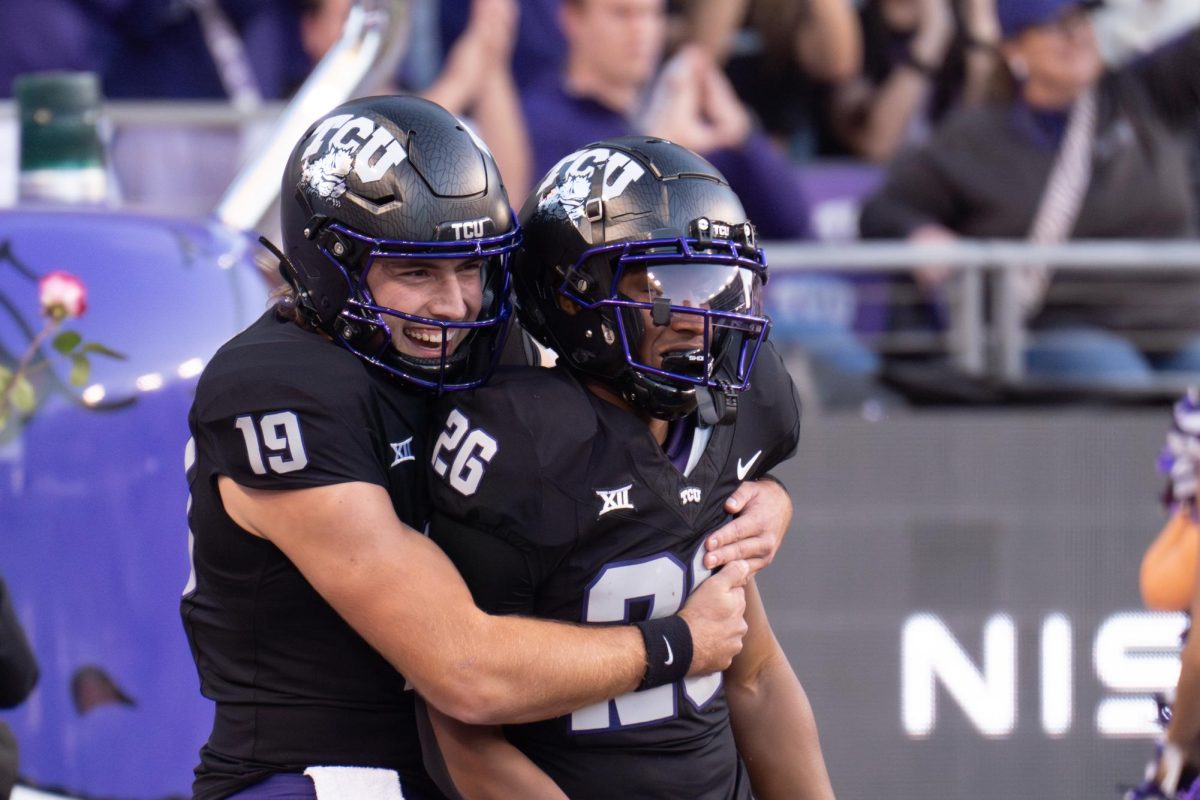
1141;506;1200;612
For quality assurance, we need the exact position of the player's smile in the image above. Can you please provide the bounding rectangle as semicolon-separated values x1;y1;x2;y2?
402;325;459;353
367;256;484;360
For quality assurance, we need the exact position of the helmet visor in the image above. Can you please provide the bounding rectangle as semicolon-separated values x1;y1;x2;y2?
612;261;768;389
557;234;771;395
618;262;763;320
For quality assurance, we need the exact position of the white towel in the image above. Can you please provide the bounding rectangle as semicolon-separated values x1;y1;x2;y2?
303;766;406;800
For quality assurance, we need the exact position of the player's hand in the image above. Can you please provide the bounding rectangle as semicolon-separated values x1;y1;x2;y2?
679;559;749;676
704;478;792;573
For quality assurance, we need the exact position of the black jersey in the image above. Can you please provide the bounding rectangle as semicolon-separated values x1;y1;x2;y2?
427;346;801;800
182;310;444;800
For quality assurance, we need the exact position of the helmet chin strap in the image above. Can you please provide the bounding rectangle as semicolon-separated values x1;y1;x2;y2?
661;345;738;427
697;382;738;426
620;374;698;422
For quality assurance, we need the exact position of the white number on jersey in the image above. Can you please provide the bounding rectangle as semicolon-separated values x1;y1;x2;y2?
234;411;308;475
571;542;722;732
431;408;498;496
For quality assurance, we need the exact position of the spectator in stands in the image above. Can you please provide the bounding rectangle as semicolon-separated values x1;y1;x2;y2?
0;0;113;97
102;1;309;104
437;0;566;92
300;0;532;202
0;575;38;800
421;0;531;198
1090;0;1200;230
827;0;1001;162
97;1;310;214
522;0;810;240
673;0;862;160
859;0;1200;386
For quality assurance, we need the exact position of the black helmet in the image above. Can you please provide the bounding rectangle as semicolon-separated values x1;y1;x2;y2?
277;95;520;392
512;136;769;420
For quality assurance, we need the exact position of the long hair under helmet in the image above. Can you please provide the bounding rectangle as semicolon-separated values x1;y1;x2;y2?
274;95;520;392
511;136;770;421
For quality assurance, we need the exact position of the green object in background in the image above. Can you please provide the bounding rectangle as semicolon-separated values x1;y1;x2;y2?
14;71;108;203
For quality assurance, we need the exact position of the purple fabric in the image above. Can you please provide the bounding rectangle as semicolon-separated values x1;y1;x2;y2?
522;81;632;179
101;0;307;100
227;774;315;799
0;0;117;97
1010;98;1070;150
438;0;566;90
996;0;1099;39
663;414;696;473
521;82;812;239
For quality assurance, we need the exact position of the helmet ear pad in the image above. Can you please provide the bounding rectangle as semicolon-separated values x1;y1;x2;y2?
542;291;625;382
288;215;370;330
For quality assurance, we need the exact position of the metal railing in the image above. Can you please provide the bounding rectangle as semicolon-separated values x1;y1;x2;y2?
763;239;1200;386
0;0;410;228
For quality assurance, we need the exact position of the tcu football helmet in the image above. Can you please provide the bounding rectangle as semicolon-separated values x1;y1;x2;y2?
511;136;770;420
275;95;519;391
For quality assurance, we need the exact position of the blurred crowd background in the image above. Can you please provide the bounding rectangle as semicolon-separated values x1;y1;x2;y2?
1;5;1197;798
1;0;1199;409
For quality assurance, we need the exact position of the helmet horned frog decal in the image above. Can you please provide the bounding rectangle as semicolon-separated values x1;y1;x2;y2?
299;113;409;203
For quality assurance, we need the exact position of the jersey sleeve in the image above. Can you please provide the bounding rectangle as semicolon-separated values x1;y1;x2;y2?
745;341;803;475
427;370;588;612
191;352;386;491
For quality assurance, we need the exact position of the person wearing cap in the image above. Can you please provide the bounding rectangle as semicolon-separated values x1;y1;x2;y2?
860;0;1200;386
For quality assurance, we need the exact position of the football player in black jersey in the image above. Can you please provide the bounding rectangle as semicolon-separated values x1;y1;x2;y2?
425;137;835;799
183;97;795;800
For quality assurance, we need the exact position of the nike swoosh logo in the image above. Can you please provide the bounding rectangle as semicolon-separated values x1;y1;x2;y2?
736;450;762;481
663;636;674;666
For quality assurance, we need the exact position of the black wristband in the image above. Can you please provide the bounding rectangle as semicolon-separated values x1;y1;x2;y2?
635;615;693;691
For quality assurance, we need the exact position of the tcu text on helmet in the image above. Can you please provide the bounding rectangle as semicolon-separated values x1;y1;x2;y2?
451;218;489;239
302;113;408;184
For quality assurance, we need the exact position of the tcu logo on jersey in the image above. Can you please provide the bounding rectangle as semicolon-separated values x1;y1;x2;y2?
679;486;703;505
536;147;646;225
299;113;409;201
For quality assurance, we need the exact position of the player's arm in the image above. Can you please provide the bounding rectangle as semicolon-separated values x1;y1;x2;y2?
218;478;749;726
1139;506;1199;612
424;705;567;799
725;578;835;800
415;505;568;798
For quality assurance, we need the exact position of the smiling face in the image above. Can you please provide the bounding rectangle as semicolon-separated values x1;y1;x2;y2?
364;256;485;359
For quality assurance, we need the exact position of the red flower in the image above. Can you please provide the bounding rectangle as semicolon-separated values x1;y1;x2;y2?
38;271;88;320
